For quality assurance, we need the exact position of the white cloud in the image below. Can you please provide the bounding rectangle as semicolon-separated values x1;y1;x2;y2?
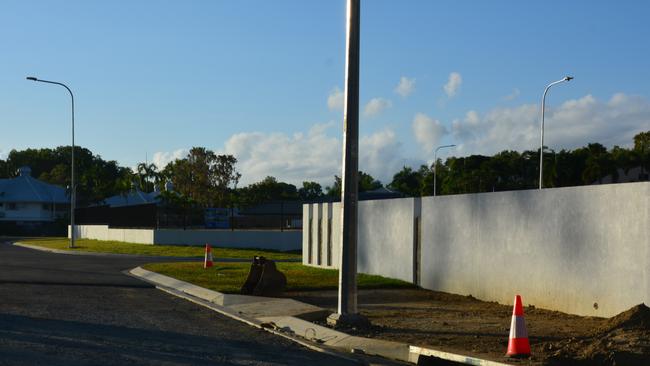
221;124;415;186
443;72;462;98
503;88;520;101
452;93;650;155
395;76;416;97
152;148;189;169
360;129;413;183
0;147;11;160
327;87;344;111
412;113;450;153
223;122;341;186
363;98;392;117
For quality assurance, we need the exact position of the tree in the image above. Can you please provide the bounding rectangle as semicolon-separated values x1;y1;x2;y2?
238;176;298;206
162;147;240;208
136;162;160;192
298;181;324;200
388;166;422;197
634;131;650;175
5;146;133;206
325;171;382;198
581;143;613;184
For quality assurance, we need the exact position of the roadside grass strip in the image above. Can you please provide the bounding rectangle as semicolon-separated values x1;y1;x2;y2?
142;261;416;294
19;238;301;260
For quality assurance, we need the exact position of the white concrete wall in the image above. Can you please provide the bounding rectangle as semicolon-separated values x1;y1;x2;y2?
420;182;649;317
357;198;416;283
70;225;154;244
72;225;302;251
302;204;312;265
302;182;650;317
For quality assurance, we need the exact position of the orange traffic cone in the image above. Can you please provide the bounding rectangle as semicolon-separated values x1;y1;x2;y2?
506;294;531;358
204;244;213;269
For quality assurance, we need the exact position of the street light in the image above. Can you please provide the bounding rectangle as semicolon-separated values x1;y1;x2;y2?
539;76;573;189
433;144;456;197
327;0;365;328
26;76;76;248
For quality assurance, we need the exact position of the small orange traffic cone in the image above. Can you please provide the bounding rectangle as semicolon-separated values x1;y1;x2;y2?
204;244;213;269
506;294;531;358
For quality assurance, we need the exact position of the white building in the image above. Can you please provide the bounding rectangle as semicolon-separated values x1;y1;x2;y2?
0;166;68;223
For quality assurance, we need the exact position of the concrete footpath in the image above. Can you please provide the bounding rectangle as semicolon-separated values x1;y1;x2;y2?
129;267;513;366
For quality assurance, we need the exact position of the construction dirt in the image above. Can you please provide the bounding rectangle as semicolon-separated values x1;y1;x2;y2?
285;289;650;366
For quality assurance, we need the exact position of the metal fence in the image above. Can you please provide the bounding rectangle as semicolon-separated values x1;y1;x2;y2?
75;202;302;231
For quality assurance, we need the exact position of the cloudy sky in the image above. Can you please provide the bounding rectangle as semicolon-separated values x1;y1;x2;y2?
1;1;649;186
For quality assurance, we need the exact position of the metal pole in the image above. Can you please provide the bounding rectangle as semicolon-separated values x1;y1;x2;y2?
26;77;76;248
335;0;360;318
539;76;572;190
433;144;455;197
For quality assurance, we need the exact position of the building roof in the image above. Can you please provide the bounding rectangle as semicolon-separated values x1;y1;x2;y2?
102;189;160;207
0;167;68;204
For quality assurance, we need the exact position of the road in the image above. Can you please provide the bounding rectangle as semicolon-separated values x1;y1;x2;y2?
0;240;356;366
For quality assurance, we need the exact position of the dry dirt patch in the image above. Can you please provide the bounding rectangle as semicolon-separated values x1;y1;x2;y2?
285;288;649;366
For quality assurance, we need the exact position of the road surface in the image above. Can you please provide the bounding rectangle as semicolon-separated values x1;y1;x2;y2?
0;240;356;366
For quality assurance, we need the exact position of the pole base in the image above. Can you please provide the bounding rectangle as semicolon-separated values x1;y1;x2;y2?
327;312;371;329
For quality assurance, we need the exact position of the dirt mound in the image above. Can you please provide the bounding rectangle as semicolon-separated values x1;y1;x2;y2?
545;304;650;366
596;303;650;333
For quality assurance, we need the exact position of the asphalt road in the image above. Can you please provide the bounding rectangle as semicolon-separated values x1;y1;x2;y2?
0;241;356;366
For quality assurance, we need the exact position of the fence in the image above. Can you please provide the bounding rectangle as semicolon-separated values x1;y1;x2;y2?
302;182;650;317
76;201;302;231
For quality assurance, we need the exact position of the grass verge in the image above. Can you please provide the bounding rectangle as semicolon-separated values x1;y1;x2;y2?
142;261;416;293
18;238;301;260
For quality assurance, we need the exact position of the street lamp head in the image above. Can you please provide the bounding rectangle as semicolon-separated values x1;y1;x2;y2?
565;76;574;82
26;76;38;81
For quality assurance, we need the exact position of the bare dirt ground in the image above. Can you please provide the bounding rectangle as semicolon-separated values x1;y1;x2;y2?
285;288;650;366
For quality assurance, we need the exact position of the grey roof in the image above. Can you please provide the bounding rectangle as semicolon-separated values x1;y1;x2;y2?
102;190;160;207
0;168;68;204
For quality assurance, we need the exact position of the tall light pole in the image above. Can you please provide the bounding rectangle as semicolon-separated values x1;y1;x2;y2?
328;0;366;327
433;144;456;197
27;76;76;248
539;76;573;189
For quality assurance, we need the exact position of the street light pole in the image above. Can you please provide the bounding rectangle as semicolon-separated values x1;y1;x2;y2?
328;0;366;327
433;144;456;197
26;76;76;248
539;76;572;190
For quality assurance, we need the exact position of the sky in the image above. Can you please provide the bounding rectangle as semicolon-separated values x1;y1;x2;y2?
1;1;649;186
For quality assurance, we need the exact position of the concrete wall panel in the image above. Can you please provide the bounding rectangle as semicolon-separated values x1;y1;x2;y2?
302;182;649;316
358;198;415;282
420;182;649;317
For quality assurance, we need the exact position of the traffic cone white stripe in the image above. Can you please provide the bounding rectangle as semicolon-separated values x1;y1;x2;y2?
509;315;528;338
204;244;213;268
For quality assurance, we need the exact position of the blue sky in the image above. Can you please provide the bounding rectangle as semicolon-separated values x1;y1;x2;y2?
1;1;649;185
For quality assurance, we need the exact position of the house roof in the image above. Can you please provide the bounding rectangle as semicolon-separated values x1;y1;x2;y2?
102;189;160;207
0;167;68;204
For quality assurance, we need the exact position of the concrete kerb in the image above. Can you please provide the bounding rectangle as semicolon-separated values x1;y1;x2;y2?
126;267;363;365
128;266;514;366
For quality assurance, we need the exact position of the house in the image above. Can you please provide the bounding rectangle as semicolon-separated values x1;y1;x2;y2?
102;187;160;207
0;166;68;223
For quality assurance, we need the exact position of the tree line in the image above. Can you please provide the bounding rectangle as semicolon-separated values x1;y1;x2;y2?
1;131;647;208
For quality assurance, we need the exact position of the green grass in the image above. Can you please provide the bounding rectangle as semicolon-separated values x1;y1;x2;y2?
19;238;301;260
142;261;416;293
